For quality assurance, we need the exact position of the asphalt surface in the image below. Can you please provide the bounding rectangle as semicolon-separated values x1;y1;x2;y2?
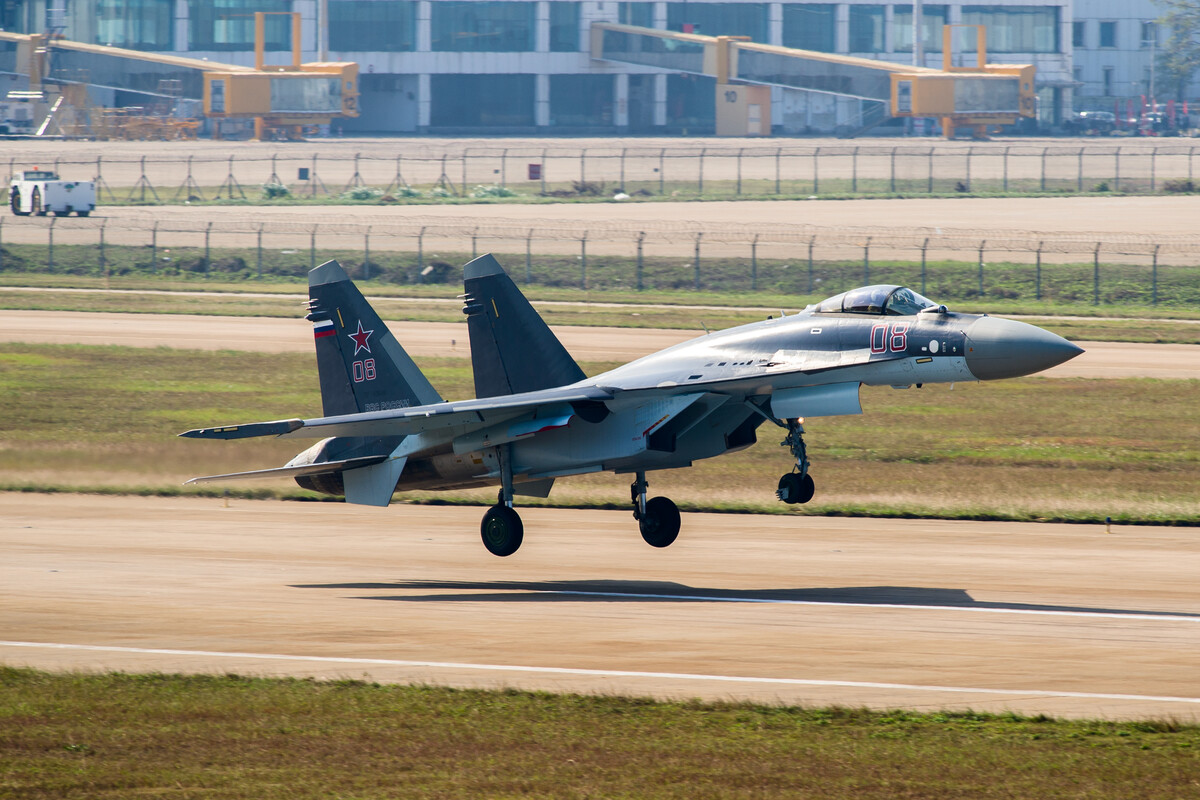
4;494;1198;721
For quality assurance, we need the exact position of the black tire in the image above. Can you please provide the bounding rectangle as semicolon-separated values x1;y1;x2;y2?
481;504;523;557
53;210;69;217
639;496;680;548
10;188;27;216
777;472;815;504
31;188;45;216
76;210;90;217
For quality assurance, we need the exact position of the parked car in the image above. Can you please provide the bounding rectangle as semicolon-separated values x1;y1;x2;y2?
1065;110;1117;135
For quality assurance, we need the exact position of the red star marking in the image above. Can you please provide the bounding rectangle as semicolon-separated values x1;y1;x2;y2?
348;321;374;355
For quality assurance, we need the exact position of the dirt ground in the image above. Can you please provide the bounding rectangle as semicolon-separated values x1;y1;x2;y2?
3;493;1198;721
4;309;1195;380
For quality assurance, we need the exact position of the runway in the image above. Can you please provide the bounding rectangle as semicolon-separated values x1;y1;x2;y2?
3;493;1198;721
5;309;1198;379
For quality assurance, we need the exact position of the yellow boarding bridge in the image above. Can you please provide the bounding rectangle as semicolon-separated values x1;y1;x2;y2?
591;22;1035;138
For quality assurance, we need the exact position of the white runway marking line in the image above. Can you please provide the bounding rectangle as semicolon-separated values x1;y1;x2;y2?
3;641;1199;706
545;590;1200;623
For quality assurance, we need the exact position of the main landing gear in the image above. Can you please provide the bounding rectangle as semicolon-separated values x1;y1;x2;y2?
631;471;680;548
480;444;523;557
776;419;816;505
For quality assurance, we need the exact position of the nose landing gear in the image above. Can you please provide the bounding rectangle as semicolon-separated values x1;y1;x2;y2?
777;419;815;505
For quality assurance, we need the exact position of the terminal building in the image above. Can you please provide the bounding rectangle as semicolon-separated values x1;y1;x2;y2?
0;0;1095;135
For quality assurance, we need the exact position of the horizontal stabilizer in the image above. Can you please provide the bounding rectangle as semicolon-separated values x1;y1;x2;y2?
184;455;388;485
179;419;304;440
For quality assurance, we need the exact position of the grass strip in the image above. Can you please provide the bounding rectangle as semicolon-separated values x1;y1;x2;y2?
1;343;1196;524
2;668;1198;800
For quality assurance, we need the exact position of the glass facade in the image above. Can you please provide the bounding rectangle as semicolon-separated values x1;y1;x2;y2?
189;0;292;51
962;6;1060;53
781;4;835;52
549;2;580;51
666;3;768;42
431;2;536;52
666;73;715;132
618;2;655;28
849;5;885;53
550;74;614;126
330;1;417;52
893;5;947;53
430;74;535;127
97;0;173;50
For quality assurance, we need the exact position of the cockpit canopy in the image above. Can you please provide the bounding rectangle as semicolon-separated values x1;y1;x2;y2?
813;285;938;316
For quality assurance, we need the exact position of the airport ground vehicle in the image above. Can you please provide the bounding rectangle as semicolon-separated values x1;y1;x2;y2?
9;169;95;216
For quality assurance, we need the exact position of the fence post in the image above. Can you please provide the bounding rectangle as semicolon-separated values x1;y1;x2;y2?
47;216;55;272
775;146;781;195
1150;147;1157;192
500;148;507;189
920;237;929;296
736;148;743;196
1114;147;1121;192
526;229;533;283
620;148;627;190
461;147;470;195
416;226;425;276
659;148;665;195
1190;146;1195;185
204;221;212;276
541;148;547;194
851;146;859;193
693;232;703;290
580;232;588;290
363;225;371;280
636;231;645;291
1035;241;1043;300
1040;147;1048;192
256;224;263;279
151;222;157;271
1077;147;1084;193
965;146;971;192
1152;244;1159;305
813;146;820;194
1002;146;1009;192
471;227;478;259
862;236;870;284
99;221;106;280
750;233;758;291
807;235;816;293
1093;242;1101;305
890;145;897;193
0;218;4;271
977;240;986;296
697;147;705;196
580;147;587;187
310;225;317;273
927;147;934;193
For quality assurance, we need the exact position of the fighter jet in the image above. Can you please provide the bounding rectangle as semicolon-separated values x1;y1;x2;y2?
182;255;1083;556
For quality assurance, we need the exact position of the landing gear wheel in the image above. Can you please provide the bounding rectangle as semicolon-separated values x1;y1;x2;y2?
10;189;27;216
480;504;523;557
777;472;815;505
31;187;45;216
639;496;680;548
76;210;90;217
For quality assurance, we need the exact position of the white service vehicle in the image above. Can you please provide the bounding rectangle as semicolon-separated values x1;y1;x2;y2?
10;169;95;217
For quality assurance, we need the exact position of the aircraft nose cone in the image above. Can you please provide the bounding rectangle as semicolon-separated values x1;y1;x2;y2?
965;317;1084;380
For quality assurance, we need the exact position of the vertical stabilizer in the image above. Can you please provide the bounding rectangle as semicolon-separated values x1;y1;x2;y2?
307;260;443;415
462;254;586;398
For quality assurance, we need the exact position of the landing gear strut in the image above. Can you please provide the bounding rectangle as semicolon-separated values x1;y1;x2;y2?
480;444;523;557
776;419;815;505
631;471;680;548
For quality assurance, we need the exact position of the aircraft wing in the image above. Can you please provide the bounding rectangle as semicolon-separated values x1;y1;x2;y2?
179;385;615;441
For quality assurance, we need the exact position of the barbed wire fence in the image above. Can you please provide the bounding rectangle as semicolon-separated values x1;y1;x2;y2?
5;143;1200;200
1;215;1197;306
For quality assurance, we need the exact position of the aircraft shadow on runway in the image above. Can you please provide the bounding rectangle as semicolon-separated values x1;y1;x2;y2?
289;579;1200;620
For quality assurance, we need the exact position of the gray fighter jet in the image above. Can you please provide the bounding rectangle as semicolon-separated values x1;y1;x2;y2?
182;255;1083;556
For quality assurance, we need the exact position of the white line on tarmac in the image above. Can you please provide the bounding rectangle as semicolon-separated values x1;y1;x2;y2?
544;590;1200;622
3;641;1199;705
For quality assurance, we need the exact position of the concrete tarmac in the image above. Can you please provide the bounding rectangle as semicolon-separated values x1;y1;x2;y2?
3;494;1198;722
5;309;1197;379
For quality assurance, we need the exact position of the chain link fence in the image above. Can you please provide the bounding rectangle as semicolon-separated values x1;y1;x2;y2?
5;143;1200;200
2;215;1197;307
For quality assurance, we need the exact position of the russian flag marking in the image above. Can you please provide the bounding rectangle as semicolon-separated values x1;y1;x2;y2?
313;320;336;339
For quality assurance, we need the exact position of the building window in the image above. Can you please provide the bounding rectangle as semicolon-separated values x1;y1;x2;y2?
329;1;417;52
1072;20;1085;49
1141;21;1158;48
189;0;292;51
431;2;536;52
1102;66;1113;96
619;2;655;27
782;4;835;52
666;3;768;41
893;5;947;53
962;6;1060;54
97;0;173;50
430;74;535;126
551;75;614;126
849;5;885;53
550;2;581;51
666;73;715;131
1099;21;1116;49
